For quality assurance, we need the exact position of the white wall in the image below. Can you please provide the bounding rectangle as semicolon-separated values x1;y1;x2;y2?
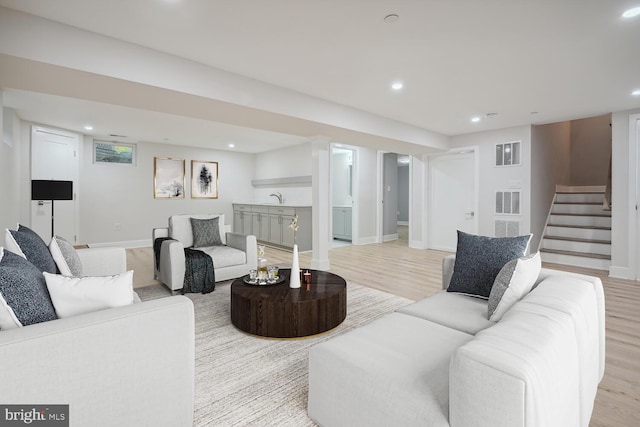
354;146;378;244
0;106;21;233
570;114;612;186
530;122;571;251
79;137;255;245
252;142;312;205
331;151;353;206
450;126;532;239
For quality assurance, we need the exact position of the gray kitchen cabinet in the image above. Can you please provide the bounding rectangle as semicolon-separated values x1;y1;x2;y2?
233;203;312;251
333;206;352;241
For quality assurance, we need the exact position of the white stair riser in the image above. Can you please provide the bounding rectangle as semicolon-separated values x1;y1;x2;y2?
545;226;611;241
556;193;603;204
549;214;611;228
542;239;611;256
541;252;610;270
552;204;610;216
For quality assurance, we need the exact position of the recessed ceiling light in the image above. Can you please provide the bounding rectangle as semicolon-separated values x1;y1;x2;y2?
632;89;640;96
391;82;403;90
471;117;481;123
83;125;93;131
384;14;399;23
228;143;235;148
622;6;640;18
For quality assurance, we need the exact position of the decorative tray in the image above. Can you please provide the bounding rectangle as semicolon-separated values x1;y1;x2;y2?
242;274;285;286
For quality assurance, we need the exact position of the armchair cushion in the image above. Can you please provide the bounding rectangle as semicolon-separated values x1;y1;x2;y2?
447;231;532;299
49;235;82;276
0;249;57;329
4;224;57;274
44;271;135;318
191;217;223;248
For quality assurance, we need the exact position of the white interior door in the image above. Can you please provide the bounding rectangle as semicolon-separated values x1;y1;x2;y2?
428;151;477;251
30;126;79;243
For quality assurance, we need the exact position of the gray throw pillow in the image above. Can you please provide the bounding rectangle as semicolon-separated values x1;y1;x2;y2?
49;236;83;276
190;217;223;248
487;252;541;321
447;230;532;299
5;224;58;274
0;248;58;329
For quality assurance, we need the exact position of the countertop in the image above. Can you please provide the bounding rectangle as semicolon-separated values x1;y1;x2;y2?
233;202;312;208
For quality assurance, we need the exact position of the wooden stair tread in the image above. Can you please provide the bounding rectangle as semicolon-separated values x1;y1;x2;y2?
556;192;604;194
544;235;611;245
549;213;611;218
547;224;611;230
554;202;602;205
540;248;611;260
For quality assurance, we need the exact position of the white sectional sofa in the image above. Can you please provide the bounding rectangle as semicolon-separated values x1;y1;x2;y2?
308;254;605;427
153;213;257;293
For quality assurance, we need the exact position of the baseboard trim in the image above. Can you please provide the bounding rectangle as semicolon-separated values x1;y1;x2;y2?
88;239;151;249
609;265;631;280
353;236;378;245
397;221;409;226
383;234;398;242
409;240;425;250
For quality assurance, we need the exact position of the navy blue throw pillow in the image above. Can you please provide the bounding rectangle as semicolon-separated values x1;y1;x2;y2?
447;230;532;299
6;225;58;274
0;249;57;329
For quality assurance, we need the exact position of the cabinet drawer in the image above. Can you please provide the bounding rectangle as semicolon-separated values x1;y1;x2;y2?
233;204;251;212
269;207;296;216
252;206;270;214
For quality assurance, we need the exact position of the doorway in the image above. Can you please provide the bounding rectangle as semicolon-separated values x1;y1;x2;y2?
30;126;80;243
377;152;410;246
428;150;478;251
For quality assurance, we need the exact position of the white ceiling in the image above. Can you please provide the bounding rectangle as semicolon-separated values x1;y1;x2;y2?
1;0;640;151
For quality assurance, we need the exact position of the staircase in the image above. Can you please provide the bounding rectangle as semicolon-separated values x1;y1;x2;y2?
539;185;611;270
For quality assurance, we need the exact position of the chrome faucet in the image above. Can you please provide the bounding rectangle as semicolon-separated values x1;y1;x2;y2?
269;192;283;204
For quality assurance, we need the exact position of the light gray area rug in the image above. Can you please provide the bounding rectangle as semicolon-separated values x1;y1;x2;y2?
136;281;411;426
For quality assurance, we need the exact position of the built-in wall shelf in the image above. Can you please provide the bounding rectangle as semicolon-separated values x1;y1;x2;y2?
251;175;312;187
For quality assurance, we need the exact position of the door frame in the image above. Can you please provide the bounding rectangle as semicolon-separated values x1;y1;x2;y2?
376;151;411;244
628;113;640;280
330;143;358;246
427;146;479;251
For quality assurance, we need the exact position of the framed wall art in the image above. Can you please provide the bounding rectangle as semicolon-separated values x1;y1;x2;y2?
94;140;136;165
154;157;185;199
191;160;219;198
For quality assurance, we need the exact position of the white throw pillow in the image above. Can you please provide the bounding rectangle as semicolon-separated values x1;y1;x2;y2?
43;270;135;318
487;252;541;321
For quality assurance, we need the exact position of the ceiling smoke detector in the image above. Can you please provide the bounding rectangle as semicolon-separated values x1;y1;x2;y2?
384;14;399;23
486;113;498;118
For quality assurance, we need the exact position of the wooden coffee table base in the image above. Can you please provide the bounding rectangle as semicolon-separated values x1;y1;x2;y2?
230;269;347;338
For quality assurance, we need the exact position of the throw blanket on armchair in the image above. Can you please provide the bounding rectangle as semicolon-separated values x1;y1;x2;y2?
153;238;215;294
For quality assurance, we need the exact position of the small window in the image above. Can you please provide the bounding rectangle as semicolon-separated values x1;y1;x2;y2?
496;191;521;215
495;141;521;166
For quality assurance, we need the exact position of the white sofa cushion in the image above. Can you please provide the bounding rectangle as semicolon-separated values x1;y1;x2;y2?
44;270;135;318
197;246;246;269
488;252;541;321
450;301;581;427
169;214;226;247
309;312;473;427
397;291;494;335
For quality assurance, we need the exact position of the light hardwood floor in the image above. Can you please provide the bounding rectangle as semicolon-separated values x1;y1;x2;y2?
133;235;639;426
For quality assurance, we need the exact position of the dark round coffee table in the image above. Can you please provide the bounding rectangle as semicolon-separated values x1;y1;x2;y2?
230;269;347;338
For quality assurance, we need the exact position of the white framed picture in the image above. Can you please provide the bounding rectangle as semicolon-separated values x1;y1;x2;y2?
154;157;185;199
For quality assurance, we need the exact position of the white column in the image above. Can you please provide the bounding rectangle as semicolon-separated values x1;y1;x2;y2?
311;137;331;270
